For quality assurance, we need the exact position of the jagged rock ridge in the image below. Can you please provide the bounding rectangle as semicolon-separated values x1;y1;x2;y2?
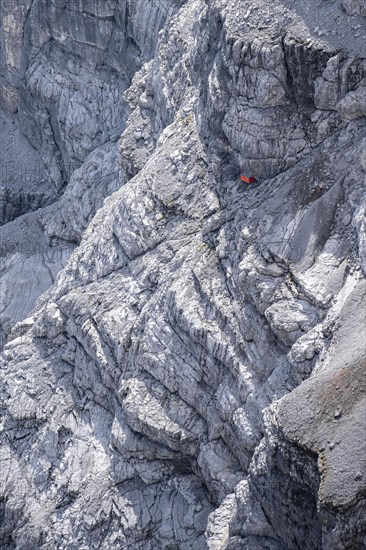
0;0;365;549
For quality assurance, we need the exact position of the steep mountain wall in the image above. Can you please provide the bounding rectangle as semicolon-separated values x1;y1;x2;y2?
0;0;365;548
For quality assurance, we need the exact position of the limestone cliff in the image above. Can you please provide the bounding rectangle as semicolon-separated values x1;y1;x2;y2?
0;1;365;549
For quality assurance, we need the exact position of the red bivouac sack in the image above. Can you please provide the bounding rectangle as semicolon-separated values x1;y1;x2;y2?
241;175;257;183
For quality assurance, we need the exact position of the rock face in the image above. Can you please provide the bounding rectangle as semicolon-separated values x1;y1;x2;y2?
0;0;365;548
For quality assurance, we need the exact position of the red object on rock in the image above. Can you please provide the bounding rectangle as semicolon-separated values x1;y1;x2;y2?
241;175;257;183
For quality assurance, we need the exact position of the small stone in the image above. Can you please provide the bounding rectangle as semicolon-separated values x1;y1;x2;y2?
355;471;363;480
334;408;343;419
342;213;352;226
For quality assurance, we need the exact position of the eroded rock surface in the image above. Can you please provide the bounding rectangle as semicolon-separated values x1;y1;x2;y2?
0;0;365;548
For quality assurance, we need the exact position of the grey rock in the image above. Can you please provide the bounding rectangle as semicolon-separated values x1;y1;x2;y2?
0;0;365;549
342;0;366;16
337;78;366;121
276;280;366;548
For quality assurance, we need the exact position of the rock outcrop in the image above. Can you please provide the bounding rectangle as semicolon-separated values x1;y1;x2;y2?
0;0;365;548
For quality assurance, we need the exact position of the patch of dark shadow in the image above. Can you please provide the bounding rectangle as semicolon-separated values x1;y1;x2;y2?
282;35;333;108
0;499;20;549
159;198;187;219
12;426;33;441
34;530;48;548
0;188;54;226
202;231;219;249
173;457;193;476
57;426;73;447
0;534;16;550
345;60;365;93
116;476;147;494
55;490;78;512
5;418;45;455
139;527;158;544
9;429;34;456
197;375;217;395
89;509;132;548
0;498;5;527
